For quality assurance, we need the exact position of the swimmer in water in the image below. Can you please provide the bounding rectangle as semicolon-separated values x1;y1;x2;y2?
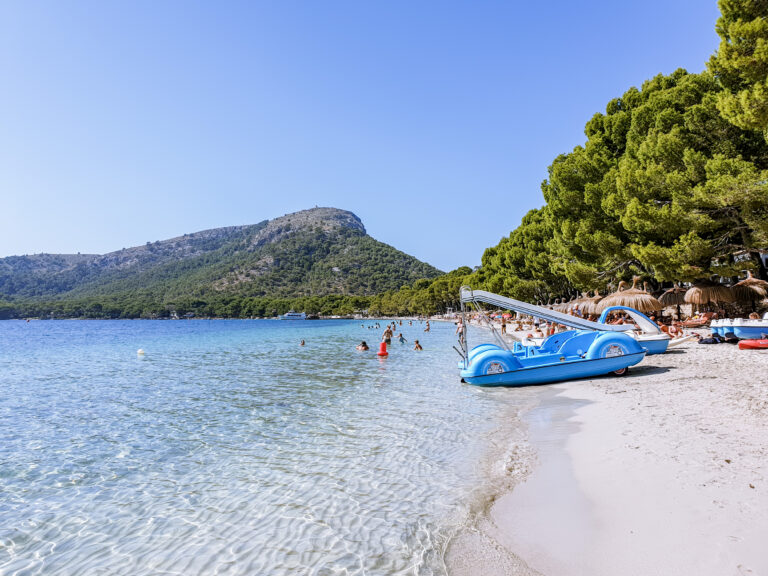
424;321;430;333
300;339;305;346
398;333;407;344
413;340;423;351
356;341;369;351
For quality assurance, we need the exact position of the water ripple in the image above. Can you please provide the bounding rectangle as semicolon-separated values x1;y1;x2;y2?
0;319;532;575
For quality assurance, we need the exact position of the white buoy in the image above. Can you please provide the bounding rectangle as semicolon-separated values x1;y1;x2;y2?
137;349;145;356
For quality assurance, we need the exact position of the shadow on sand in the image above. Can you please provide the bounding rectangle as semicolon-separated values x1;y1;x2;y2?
623;364;671;377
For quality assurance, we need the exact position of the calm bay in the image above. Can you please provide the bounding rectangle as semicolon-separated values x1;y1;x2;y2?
0;319;532;575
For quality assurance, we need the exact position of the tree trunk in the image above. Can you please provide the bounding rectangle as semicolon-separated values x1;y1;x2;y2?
752;250;768;280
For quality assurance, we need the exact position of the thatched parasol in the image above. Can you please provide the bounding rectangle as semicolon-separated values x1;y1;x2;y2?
659;283;687;307
581;290;604;316
568;292;591;314
596;277;662;314
684;279;734;306
730;270;768;303
595;281;627;311
659;283;687;319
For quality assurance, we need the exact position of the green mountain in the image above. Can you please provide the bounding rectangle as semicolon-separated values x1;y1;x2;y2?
0;208;442;316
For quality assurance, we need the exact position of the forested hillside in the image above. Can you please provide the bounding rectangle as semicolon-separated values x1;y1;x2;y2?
0;208;441;318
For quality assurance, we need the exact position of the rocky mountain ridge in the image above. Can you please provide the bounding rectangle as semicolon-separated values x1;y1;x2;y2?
0;207;441;302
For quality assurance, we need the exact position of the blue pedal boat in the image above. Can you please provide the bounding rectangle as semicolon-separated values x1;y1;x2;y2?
456;287;647;387
731;318;768;340
710;319;728;337
710;317;768;339
459;330;645;387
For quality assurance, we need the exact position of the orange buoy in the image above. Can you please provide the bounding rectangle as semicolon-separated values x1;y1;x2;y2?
377;341;388;357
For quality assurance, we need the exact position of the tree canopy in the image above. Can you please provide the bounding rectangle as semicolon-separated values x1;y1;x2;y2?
709;0;768;135
374;29;768;316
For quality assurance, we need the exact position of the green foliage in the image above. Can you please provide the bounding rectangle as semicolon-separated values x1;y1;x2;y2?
538;69;768;288
476;208;570;301
409;66;768;310
368;267;474;316
0;293;375;320
709;0;768;134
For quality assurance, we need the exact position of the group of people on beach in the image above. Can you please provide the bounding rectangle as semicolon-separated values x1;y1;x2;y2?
469;306;709;341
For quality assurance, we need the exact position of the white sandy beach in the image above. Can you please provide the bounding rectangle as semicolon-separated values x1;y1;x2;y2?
447;333;768;576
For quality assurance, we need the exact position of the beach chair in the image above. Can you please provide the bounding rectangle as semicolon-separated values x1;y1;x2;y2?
681;311;715;328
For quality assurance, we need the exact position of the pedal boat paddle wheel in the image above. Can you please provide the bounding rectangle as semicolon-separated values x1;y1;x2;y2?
456;287;647;387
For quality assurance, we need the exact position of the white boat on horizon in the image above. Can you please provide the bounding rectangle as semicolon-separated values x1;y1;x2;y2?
281;311;307;320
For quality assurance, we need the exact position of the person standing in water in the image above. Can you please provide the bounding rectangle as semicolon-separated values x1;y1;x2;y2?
398;333;407;344
424;321;430;332
382;327;393;345
413;340;423;350
455;318;465;344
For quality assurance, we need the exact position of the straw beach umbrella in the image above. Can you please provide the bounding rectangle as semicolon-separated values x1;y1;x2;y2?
596;277;662;314
595;280;628;311
581;290;604;317
659;283;687;319
568;292;590;315
684;279;735;307
555;297;572;313
659;284;687;307
730;270;768;303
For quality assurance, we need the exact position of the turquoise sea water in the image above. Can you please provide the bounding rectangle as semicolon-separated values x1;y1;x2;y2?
0;319;527;575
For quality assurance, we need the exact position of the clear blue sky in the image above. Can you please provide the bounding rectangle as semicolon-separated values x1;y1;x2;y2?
0;1;721;271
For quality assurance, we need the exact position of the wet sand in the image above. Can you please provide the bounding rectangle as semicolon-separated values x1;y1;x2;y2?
446;335;768;575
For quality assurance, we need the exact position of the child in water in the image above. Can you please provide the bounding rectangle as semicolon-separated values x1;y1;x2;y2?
413;340;423;351
398;333;407;344
356;341;369;351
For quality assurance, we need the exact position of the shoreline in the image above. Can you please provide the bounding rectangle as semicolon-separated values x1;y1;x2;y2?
443;386;546;576
446;335;768;575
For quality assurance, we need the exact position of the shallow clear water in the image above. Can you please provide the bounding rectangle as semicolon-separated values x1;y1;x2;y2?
0;319;526;575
